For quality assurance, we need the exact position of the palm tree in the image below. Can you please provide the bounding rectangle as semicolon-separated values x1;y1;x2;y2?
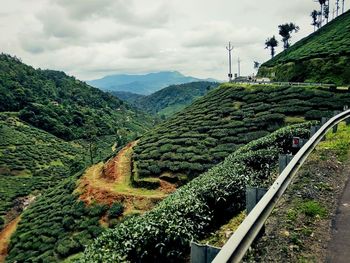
324;2;330;23
278;23;300;49
315;0;327;26
265;36;278;58
311;10;319;31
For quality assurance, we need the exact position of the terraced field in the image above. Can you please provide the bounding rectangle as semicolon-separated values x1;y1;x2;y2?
133;83;350;184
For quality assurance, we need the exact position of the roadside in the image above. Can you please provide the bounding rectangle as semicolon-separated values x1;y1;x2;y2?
244;122;350;262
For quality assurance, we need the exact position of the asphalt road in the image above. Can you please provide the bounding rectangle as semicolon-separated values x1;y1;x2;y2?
327;172;350;263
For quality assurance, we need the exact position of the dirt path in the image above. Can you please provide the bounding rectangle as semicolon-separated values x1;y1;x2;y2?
327;165;350;263
0;217;20;263
77;141;174;213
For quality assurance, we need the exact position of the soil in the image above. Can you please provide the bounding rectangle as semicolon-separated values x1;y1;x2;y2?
78;141;175;214
0;216;20;263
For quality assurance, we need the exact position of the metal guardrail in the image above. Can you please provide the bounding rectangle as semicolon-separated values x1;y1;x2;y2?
212;109;350;263
231;81;336;87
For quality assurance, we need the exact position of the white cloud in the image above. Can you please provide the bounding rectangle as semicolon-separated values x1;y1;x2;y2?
0;0;345;81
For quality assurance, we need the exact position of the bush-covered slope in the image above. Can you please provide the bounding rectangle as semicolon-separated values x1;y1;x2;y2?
112;82;218;118
132;83;350;184
5;172;108;262
82;123;311;262
0;113;86;217
258;10;350;85
0;53;152;141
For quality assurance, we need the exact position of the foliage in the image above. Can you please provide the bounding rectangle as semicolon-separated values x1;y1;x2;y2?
0;114;85;215
108;203;124;219
112;81;219;118
6;173;107;262
0;53;152;141
259;10;350;85
299;200;327;218
278;23;300;49
265;36;278;58
82;123;312;262
133;83;350;183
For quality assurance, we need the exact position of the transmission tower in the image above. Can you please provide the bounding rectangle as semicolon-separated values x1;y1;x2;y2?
226;42;233;82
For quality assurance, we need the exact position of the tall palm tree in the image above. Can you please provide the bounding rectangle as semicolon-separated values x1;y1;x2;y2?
311;10;319;31
316;0;327;26
278;23;300;49
265;36;278;58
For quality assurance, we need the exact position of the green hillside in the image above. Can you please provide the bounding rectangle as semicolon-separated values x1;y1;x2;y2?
0;113;86;217
258;10;350;85
0;53;153;141
132;83;350;186
82;123;312;262
112;81;219;118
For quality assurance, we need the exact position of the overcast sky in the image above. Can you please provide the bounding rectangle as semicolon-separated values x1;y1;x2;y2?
0;0;348;81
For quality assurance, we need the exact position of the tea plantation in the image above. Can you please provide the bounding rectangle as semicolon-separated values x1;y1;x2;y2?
0;113;85;217
133;83;350;184
82;123;312;262
6;172;117;262
258;10;350;85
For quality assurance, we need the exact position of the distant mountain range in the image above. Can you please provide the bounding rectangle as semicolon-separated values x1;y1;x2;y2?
87;71;219;95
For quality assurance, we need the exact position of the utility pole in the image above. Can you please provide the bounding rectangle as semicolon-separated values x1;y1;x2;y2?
237;57;241;77
342;0;345;13
226;42;233;82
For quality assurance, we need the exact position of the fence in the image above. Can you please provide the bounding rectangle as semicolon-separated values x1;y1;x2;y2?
212;109;350;263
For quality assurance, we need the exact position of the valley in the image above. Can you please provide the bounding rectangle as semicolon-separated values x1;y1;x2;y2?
1;4;350;263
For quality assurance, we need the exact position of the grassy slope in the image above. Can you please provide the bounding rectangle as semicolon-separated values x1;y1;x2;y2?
0;113;85;217
245;122;350;262
258;10;350;85
133;83;350;184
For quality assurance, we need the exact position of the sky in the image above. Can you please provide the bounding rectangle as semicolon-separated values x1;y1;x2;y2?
0;0;348;81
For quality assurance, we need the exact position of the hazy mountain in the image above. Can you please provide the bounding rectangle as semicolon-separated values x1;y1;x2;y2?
87;71;218;95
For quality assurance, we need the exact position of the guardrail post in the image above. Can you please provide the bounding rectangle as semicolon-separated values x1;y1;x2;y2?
279;154;294;174
333;124;338;133
321;117;329;126
310;126;318;137
190;242;221;263
246;187;268;214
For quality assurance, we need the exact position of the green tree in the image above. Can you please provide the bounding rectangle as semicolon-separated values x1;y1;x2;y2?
278;23;300;49
316;0;327;26
311;10;319;31
265;36;278;58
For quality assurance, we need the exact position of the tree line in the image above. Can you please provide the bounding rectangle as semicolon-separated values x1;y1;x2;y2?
264;0;346;58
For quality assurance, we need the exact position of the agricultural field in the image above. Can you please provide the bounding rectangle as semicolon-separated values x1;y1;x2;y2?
82;123;312;262
258;10;350;85
5;173;113;262
133;83;350;185
0;113;85;218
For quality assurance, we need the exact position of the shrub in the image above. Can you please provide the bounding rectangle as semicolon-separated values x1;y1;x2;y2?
108;203;124;219
82;123;313;262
